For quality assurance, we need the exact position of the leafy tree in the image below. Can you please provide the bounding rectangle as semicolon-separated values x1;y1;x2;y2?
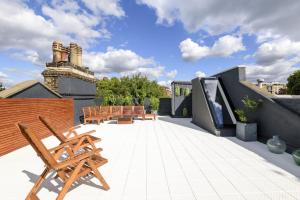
291;82;300;95
96;74;166;105
287;70;300;94
123;96;133;105
0;82;5;91
149;96;160;112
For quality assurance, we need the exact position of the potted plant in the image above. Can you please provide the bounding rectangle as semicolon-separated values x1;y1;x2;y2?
182;107;188;117
184;88;190;96
292;149;300;166
150;96;159;114
175;86;180;96
235;96;261;141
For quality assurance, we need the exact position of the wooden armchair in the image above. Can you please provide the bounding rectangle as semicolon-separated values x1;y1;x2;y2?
111;106;122;118
133;106;145;120
99;106;112;120
39;116;101;153
17;123;109;200
122;106;133;116
83;107;103;125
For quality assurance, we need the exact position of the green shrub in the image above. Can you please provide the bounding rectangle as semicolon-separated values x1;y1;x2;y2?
175;86;180;96
108;95;116;105
180;88;185;96
102;96;110;105
184;88;190;96
150;96;160;112
123;96;133;105
182;107;188;117
115;96;124;105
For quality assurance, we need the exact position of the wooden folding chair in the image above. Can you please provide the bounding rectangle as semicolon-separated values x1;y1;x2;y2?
39;116;101;154
17;123;109;200
83;107;103;124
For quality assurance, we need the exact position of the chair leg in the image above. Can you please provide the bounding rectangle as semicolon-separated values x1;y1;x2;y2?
26;167;50;200
56;161;85;200
87;160;110;190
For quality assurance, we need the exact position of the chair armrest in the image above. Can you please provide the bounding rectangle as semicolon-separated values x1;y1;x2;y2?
64;130;97;142
54;148;101;170
48;142;72;152
69;125;81;131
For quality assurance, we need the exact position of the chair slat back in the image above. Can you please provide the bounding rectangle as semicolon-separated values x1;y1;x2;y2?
39;116;67;143
134;106;145;114
90;107;98;117
83;107;91;118
100;106;110;114
112;106;121;114
122;106;133;115
17;123;57;168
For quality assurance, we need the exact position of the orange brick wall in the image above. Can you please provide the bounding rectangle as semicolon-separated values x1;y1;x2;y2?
0;98;74;156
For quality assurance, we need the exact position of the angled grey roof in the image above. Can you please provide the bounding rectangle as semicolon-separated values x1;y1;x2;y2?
0;80;62;98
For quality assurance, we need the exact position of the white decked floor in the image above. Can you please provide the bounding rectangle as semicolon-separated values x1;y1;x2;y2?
1;116;300;200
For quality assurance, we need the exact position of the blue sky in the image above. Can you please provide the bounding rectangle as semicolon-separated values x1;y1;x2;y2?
0;0;300;87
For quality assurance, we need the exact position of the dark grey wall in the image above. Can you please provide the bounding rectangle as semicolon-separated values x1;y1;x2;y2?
192;78;217;134
58;77;96;125
214;67;300;152
58;77;96;95
10;84;60;98
158;98;171;115
73;98;98;124
273;97;300;116
171;83;192;117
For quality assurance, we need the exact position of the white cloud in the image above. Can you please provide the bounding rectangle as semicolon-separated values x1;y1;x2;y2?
166;69;177;79
84;47;166;79
195;71;206;78
85;47;154;73
82;0;125;17
179;38;209;61
0;71;14;87
246;56;300;82
179;35;245;61
0;0;124;66
254;38;300;65
158;80;172;87
244;37;300;82
0;72;8;78
122;66;165;79
137;0;300;41
211;35;245;57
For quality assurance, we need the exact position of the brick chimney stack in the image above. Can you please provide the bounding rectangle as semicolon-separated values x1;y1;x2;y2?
69;42;78;66
77;46;82;67
52;41;62;62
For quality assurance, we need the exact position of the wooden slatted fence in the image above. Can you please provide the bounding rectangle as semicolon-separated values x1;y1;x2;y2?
0;98;74;156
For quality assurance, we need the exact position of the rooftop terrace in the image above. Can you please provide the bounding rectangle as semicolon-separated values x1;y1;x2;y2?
1;117;300;200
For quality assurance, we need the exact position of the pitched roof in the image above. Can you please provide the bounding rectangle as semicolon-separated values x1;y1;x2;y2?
0;80;62;98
